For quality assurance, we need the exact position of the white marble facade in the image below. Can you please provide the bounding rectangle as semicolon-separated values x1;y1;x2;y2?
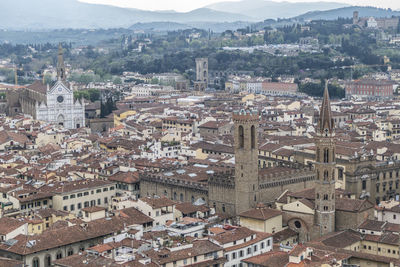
36;81;85;129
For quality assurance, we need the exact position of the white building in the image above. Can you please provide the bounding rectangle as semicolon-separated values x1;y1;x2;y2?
208;226;273;267
18;44;85;129
36;80;85;129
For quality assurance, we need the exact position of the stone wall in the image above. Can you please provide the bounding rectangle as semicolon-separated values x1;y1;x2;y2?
87;118;114;133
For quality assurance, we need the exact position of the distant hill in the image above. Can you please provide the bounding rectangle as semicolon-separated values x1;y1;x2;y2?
129;21;253;33
0;0;252;30
205;0;349;20
129;22;192;32
295;6;400;21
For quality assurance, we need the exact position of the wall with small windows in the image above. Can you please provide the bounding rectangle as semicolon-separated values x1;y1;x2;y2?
360;240;399;259
376;209;400;224
52;183;116;215
223;235;273;267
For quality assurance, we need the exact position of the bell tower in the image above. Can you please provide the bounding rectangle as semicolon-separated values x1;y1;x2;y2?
314;82;336;236
57;43;66;81
233;109;259;215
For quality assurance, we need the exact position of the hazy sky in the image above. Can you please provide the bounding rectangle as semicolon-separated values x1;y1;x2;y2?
80;0;400;12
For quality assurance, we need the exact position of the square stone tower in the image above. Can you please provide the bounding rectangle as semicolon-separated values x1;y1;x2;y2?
233;109;259;215
195;58;208;90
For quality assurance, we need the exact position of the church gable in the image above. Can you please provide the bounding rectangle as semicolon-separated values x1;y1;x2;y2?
282;199;315;215
48;81;72;95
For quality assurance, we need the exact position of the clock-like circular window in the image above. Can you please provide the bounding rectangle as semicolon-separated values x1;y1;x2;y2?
57;96;64;103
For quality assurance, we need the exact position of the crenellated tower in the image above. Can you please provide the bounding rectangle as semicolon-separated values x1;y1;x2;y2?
314;82;336;236
233;109;259;215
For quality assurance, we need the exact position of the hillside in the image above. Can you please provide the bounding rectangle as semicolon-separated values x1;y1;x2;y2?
0;0;252;30
295;6;400;21
206;0;349;20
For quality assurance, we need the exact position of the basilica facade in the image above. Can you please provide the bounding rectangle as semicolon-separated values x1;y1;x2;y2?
7;45;85;129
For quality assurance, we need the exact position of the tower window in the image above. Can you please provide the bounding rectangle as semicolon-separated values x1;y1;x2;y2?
362;180;367;190
324;171;329;181
324;148;329;163
238;125;244;148
324;194;328;200
251;125;256;149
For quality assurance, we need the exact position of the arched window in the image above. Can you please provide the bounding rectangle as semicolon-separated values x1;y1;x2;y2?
45;254;51;267
251;125;256;149
222;204;225;213
324;148;329;163
191;196;195;203
316;193;320;199
180;193;183;202
173;192;177;200
238;125;244;148
56;251;63;259
164;190;167;196
324;171;329;181
67;248;74;256
323;194;328;200
32;257;39;267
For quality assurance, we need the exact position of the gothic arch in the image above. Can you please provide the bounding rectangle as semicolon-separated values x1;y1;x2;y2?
238;125;244;148
44;254;51;267
32;257;40;267
57;114;65;126
324;170;329;181
323;148;329;163
251;125;256;149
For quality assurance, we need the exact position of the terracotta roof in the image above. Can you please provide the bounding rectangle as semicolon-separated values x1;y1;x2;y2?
81;206;106;213
210;227;254;245
118;207;154;225
272;228;298;244
26;80;47;94
140;197;176;209
198;120;229;129
239;207;282;221
0;217;25;235
52;252;124;267
317;230;362;248
0;257;24;267
175;202;210;214
242;251;289;266
335;198;374;212
0;217;126;255
108;171;139;184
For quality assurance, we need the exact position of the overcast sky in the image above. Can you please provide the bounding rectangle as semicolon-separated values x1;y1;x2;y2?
80;0;400;12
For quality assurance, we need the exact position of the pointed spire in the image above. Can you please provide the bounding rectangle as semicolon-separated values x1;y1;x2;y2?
57;43;66;81
318;81;334;134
